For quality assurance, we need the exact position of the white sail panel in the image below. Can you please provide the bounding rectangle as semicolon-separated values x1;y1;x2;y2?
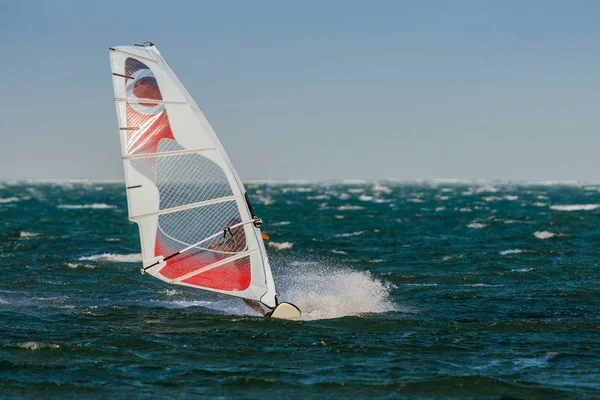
109;44;276;307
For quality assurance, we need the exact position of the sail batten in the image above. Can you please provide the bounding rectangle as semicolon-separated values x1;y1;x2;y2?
109;44;277;307
122;147;218;160
129;195;241;220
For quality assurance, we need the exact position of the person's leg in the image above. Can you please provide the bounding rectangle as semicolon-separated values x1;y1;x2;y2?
243;299;267;316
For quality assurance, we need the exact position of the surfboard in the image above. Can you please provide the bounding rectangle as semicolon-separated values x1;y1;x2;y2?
268;302;302;321
108;42;300;318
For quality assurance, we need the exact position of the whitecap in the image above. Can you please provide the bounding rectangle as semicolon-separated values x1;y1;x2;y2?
15;342;60;351
550;204;600;211
347;188;364;193
333;231;365;238
408;198;425;203
467;223;487;229
337;205;364;211
372;185;392;194
19;231;39;238
58;204;116;209
271;221;291;226
483;196;503;202
67;263;96;269
267;241;294;250
500;249;523;255
533;231;559;240
79;253;142;262
330;249;348;255
358;195;374;201
0;197;21;203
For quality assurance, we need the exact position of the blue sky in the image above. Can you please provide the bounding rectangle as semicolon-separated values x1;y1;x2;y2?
1;0;599;181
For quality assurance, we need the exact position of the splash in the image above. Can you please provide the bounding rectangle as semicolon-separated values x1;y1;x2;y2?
276;263;396;321
79;253;142;262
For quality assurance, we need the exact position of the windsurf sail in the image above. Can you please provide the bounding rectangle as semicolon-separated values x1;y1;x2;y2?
108;42;277;308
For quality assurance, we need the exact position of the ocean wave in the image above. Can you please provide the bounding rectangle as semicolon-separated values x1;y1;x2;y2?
0;197;21;203
550;204;600;211
271;221;291;226
330;249;348;255
19;231;39;238
467;223;487;229
267;241;294;250
500;249;523;255
67;263;96;269
79;253;142;262
58;203;116;209
347;188;365;193
12;342;60;351
333;231;365;238
533;231;560;240
435;207;446;212
337;205;365;211
359;195;374;201
372;184;392;194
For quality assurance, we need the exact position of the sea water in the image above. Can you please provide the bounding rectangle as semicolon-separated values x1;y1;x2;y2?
1;181;600;398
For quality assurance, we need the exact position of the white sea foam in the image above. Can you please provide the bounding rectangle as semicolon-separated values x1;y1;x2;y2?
58;203;115;209
372;184;392;194
550;204;600;211
483;196;503;202
271;221;291;226
359;195;374;201
532;202;548;207
15;342;60;351
460;207;472;213
330;249;348;255
504;195;519;201
79;253;142;262
408;198;425;203
333;231;365;238
19;231;39;238
278;265;396;321
347;188;365;193
67;263;96;269
337;205;364;211
267;241;294;250
0;197;20;203
467;223;487;229
307;195;329;200
500;249;523;255
533;231;559;240
511;267;535;272
435;207;446;212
